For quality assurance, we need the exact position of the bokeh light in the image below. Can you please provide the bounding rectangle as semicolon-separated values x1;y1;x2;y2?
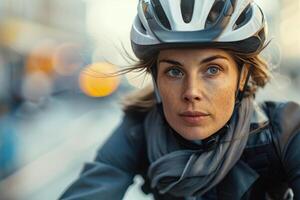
25;40;57;76
79;62;120;97
53;42;84;76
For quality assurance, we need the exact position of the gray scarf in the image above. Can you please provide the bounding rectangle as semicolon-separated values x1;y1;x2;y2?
144;97;254;197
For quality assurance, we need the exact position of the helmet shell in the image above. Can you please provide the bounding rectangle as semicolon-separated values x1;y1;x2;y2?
131;0;267;59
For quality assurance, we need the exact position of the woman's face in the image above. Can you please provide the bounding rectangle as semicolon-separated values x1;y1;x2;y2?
157;48;241;140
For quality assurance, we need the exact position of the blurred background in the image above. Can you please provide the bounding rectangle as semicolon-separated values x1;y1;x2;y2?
0;0;299;200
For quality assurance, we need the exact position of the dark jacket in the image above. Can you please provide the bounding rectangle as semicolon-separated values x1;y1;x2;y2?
59;101;300;200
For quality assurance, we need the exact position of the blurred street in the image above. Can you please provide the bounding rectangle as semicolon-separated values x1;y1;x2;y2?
0;89;153;200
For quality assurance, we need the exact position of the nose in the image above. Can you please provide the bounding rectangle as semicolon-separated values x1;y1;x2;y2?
182;76;202;103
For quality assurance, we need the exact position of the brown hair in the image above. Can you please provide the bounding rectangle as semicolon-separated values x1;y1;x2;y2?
119;49;270;114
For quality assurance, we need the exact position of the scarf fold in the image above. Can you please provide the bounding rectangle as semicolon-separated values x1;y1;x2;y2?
144;97;254;197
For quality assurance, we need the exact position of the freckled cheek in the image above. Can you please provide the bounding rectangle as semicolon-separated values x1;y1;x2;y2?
161;89;179;109
210;84;236;119
159;83;182;120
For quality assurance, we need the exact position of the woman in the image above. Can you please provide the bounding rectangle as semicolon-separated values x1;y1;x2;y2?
59;0;300;199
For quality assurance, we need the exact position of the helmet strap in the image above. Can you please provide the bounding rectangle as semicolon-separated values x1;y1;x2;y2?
235;63;253;107
151;64;162;103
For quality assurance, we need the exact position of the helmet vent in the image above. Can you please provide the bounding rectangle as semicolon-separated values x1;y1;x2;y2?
152;0;171;30
180;0;195;23
205;0;226;29
233;4;253;30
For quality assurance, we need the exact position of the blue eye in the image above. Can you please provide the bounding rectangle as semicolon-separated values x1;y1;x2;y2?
206;66;220;75
166;68;184;78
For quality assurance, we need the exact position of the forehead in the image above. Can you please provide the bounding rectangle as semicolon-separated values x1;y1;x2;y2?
158;48;234;62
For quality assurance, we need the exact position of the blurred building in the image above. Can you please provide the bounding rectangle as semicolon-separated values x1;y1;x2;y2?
0;0;89;106
280;0;300;82
0;0;86;33
280;0;300;58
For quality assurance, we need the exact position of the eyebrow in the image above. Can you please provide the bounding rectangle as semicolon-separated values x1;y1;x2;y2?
158;55;229;66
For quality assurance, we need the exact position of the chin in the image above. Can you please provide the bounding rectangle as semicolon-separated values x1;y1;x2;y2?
177;126;213;140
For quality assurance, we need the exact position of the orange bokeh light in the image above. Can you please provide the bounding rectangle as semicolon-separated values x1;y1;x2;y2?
79;62;120;97
25;40;56;76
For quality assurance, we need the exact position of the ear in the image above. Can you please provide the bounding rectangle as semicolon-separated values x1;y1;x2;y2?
238;63;250;91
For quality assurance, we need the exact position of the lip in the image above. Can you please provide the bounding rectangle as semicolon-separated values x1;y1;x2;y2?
179;111;210;125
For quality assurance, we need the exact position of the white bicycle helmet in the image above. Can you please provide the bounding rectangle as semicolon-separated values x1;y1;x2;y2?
131;0;267;60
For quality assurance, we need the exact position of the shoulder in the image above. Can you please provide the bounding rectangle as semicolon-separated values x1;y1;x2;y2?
261;101;300;140
261;101;300;157
121;108;151;139
262;101;300;129
95;109;151;173
104;108;151;149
